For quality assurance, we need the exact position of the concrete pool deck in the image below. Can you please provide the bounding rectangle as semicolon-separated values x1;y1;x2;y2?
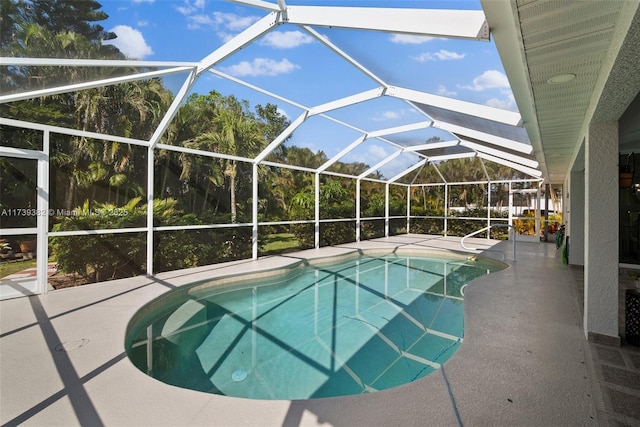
0;234;614;426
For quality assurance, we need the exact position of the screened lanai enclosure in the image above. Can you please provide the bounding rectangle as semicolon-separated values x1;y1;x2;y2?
0;0;558;299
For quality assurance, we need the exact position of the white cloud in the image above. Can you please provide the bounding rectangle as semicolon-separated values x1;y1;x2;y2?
390;34;435;44
177;6;195;15
220;58;299;77
381;111;401;120
260;31;314;49
105;25;153;59
212;12;259;31
437;85;457;96
413;49;465;62
372;108;419;122
486;91;518;111
216;32;236;43
176;0;203;16
367;145;389;163
137;20;149;27
181;9;260;38
277;107;289;119
459;70;510;91
186;14;214;29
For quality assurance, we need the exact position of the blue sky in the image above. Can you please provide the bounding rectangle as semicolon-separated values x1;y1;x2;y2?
99;0;517;175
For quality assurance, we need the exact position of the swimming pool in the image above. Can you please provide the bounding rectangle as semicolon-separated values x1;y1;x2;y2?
125;250;505;399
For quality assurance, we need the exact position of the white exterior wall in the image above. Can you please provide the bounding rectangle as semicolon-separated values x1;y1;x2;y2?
568;168;585;266
584;122;619;340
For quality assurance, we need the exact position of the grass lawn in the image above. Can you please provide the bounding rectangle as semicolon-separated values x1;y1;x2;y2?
0;259;37;278
261;233;301;256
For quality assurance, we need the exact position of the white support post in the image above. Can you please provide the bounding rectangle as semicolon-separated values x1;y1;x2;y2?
487;182;491;239
584;122;619;342
406;185;411;234
535;186;541;239
385;183;390;237
508;182;514;232
444;184;449;236
315;173;320;248
356;179;361;242
146;146;155;275
36;130;50;294
568;167;585;265
252;163;259;259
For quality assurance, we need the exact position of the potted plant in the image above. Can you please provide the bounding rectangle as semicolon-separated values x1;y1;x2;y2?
18;239;36;255
620;153;634;188
0;240;13;260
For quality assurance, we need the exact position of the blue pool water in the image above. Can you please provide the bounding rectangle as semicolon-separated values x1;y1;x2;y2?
125;251;504;399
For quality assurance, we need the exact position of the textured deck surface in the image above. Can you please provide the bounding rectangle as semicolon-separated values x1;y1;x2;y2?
1;235;629;426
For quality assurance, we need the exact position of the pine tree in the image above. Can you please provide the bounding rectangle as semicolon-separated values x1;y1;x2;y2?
27;0;120;56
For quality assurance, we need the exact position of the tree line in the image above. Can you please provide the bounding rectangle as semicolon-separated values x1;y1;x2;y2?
0;0;538;283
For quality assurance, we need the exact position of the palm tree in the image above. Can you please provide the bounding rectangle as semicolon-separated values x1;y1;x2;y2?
182;96;262;222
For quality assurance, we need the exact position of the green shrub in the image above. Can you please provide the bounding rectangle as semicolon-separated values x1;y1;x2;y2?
50;198;255;283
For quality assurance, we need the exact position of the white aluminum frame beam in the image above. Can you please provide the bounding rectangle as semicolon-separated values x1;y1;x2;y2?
368;121;433;139
255;111;308;163
358;149;404;179
285;6;490;41
228;0;281;11
478;156;491;182
409;162;427;186
1;57;198;68
302;25;388;87
389;159;428;183
387;86;522;127
405;140;460;152
0;146;47;160
317;120;432;175
308;87;384;117
197;12;279;75
476;152;543;178
317;134;368;173
209;68;308;111
433;121;533;154
155;143;253;163
429;152;476;162
0;66;193;104
459;139;539;168
149;70;197;148
260;160;317;174
0;117;150;147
